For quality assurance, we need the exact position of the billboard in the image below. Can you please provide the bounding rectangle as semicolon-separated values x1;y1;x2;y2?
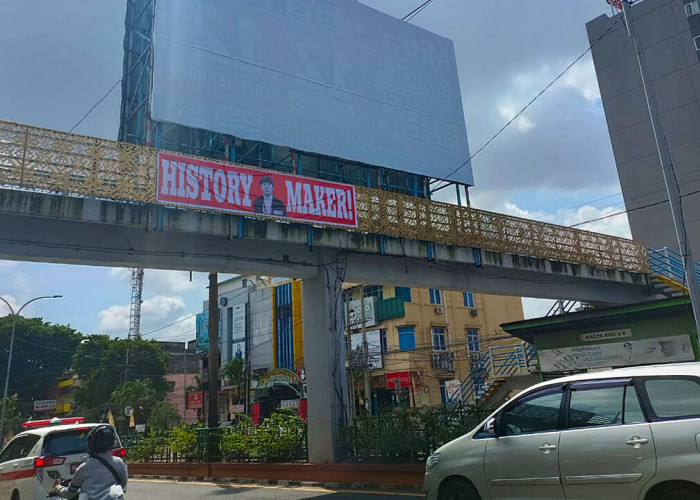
346;298;377;330
231;303;246;361
539;335;695;372
158;152;357;227
195;311;222;354
152;0;472;185
349;329;383;369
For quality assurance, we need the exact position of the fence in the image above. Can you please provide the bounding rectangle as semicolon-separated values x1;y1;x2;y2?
0;119;649;273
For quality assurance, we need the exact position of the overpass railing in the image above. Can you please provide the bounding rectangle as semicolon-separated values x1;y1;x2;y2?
0;120;649;274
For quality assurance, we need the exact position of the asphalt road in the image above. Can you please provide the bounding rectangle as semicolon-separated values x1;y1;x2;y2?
130;479;424;499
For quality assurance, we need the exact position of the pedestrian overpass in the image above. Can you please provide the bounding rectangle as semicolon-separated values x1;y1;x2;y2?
0;120;654;462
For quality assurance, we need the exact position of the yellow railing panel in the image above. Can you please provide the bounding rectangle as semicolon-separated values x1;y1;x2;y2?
0;120;650;274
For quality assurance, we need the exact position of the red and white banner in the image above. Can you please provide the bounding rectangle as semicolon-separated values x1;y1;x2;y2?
157;152;357;228
386;371;411;389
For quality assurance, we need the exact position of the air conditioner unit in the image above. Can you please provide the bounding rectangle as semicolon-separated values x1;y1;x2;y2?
470;309;479;317
431;353;441;369
449;351;456;362
469;352;480;362
434;306;444;314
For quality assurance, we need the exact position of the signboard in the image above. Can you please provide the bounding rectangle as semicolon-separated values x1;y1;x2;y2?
349;329;383;369
33;400;57;412
135;424;146;433
280;399;300;409
187;391;204;409
444;379;461;402
231;303;246;361
386;371;411;389
258;369;302;389
152;0;472;184
539;335;695;372
580;328;632;342
347;299;377;329
158;152;357;228
297;367;306;382
195;311;223;354
231;404;245;414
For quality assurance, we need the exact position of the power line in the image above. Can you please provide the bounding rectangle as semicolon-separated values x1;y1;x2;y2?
432;15;625;193
69;78;122;134
402;0;434;22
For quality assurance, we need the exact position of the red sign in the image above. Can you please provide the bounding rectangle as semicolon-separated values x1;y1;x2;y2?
297;367;306;382
187;391;203;409
157;152;357;228
386;371;411;389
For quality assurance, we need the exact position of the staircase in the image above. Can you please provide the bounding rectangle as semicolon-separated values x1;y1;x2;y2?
647;247;699;299
452;343;538;407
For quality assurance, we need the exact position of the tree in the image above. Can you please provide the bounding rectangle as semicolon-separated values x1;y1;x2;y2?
221;359;246;404
147;400;182;430
0;315;81;417
73;336;169;421
110;379;157;433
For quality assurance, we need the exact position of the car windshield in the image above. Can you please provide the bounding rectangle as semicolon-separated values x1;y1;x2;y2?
42;429;91;457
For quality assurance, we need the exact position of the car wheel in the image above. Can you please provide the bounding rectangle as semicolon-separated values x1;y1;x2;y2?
439;478;480;500
651;484;700;500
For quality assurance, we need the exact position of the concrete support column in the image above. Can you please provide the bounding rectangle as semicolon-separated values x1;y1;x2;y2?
302;256;349;463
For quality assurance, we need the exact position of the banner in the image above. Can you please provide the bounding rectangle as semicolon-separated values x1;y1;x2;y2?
33;400;57;412
195;311;223;354
444;379;461;401
539;334;695;372
386;371;411;389
157;152;357;228
187;391;204;409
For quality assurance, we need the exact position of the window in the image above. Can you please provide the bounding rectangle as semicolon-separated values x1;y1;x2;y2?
694;35;700;51
568;384;645;428
643;377;700;419
43;429;101;457
463;292;474;308
394;287;411;302
0;434;40;463
363;285;384;301
398;326;416;351
501;387;564;435
432;327;447;351
467;329;480;353
439;379;449;404
429;289;442;305
380;329;387;354
687;1;700;17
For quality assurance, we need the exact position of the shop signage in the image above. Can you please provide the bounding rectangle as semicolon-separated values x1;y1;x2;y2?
33;400;57;412
280;399;300;409
231;404;245;414
157;152;357;227
580;328;632;342
444;379;461;401
258;369;302;390
539;334;694;372
386;371;411;389
187;391;204;409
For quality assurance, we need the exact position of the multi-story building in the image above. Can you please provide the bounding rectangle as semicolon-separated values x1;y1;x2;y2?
587;0;700;251
344;285;524;411
157;340;200;424
197;277;525;416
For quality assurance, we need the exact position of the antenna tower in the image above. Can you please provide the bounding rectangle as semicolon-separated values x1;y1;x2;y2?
128;268;144;339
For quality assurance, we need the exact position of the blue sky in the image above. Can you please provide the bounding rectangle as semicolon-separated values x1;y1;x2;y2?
0;0;632;336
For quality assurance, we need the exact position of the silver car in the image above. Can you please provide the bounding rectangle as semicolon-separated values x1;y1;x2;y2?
425;362;700;500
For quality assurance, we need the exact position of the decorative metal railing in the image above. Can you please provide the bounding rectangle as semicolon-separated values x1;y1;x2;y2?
0;120;649;273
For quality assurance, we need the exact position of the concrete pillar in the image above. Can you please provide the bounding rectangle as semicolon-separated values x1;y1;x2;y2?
302;258;349;463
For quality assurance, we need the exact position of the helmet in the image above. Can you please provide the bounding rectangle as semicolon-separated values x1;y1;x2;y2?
87;424;116;456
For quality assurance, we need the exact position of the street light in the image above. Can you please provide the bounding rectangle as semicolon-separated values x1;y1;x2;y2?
0;295;62;442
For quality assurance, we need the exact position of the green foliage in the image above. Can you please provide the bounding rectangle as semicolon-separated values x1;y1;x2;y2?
343;404;488;463
220;410;306;462
126;430;172;463
169;424;199;461
148;400;182;430
0;315;81;410
220;359;246;403
0;397;23;441
110;379;157;433
73;336;169;421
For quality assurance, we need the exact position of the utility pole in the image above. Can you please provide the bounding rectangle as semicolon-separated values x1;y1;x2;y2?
207;273;220;428
345;288;355;419
621;0;700;341
360;285;372;415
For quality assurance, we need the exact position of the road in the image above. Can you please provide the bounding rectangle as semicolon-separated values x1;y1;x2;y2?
130;479;423;499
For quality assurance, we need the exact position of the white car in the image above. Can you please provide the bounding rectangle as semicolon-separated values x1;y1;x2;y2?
425;362;700;500
0;418;124;500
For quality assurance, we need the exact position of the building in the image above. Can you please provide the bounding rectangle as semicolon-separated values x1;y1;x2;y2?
196;277;525;417
587;0;700;251
344;285;525;411
501;297;700;377
157;340;200;424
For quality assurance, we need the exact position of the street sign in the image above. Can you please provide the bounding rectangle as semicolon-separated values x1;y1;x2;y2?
33;400;57;412
124;406;132;417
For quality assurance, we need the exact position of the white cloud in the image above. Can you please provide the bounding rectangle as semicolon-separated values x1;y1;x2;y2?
97;294;186;334
497;104;536;132
109;267;208;294
108;267;131;281
560;58;601;105
0;295;21;316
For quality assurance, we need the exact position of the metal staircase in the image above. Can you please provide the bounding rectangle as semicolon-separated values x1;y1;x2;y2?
648;247;700;299
452;343;538;405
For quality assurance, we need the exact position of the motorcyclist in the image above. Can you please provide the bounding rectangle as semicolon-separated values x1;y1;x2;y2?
50;424;128;500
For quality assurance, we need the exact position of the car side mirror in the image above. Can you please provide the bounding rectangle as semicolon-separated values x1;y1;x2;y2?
484;417;497;436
